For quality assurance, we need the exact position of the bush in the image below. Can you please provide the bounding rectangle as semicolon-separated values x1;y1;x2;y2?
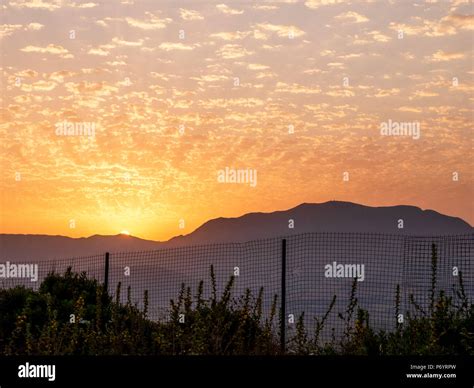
1;246;472;356
0;266;279;355
289;244;474;356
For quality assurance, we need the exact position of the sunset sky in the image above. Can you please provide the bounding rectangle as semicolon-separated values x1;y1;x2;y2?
0;0;473;241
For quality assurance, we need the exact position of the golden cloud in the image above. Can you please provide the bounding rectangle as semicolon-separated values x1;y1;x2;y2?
335;11;369;23
275;82;321;94
126;12;172;30
179;8;204;21
8;0;61;11
65;81;118;96
0;24;22;39
305;0;345;10
427;50;465;62
216;3;244;15
209;31;250;41
440;13;474;31
112;37;144;47
48;70;77;83
158;42;196;51
216;44;253;59
255;23;305;38
0;22;44;39
368;31;391;42
20;80;57;92
20;44;73;58
398;106;423;113
88;47;110;56
388;14;472;38
247;63;270;70
374;88;400;98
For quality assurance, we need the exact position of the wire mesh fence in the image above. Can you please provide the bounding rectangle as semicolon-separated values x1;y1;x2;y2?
1;233;473;346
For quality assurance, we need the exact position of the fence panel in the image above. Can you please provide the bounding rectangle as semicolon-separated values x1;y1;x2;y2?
1;233;472;346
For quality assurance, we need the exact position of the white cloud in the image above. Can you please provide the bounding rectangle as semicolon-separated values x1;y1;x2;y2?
179;8;204;21
8;0;61;11
158;42;196;51
255;23;305;38
0;23;44;39
210;31;250;41
216;44;253;59
191;75;228;83
8;0;98;10
27;22;44;30
305;0;345;10
388;14;472;38
427;50;465;62
247;63;270;70
368;30;391;42
216;3;244;15
88;47;109;56
112;37;144;47
0;24;22;39
20;80;57;92
335;11;369;23
253;4;279;11
126;12;172;30
76;2;98;8
275;82;321;94
20;44;73;58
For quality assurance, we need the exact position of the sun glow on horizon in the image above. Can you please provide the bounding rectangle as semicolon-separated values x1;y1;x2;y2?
0;1;472;240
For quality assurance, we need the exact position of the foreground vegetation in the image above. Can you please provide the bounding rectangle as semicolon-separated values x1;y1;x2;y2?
1;247;473;355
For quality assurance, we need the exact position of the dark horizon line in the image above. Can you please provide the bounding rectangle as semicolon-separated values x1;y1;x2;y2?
0;199;472;242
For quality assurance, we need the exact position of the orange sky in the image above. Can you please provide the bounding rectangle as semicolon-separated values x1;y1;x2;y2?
1;0;473;241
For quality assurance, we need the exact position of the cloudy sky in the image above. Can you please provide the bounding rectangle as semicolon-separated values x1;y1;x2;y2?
0;0;472;241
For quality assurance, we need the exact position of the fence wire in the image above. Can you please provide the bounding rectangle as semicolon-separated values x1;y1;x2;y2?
1;233;472;344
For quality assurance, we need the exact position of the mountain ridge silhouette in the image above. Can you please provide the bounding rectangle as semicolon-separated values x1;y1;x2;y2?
1;201;472;260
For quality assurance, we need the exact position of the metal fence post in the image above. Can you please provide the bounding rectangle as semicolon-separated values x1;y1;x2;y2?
104;252;110;293
281;239;287;354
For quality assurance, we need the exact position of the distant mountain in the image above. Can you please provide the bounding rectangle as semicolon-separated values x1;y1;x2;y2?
0;234;163;261
167;201;473;246
1;201;472;260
